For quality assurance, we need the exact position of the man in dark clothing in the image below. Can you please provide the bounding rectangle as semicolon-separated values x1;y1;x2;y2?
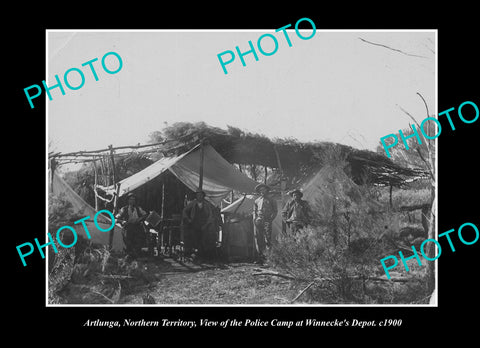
282;189;311;233
116;193;148;258
182;190;218;260
253;184;277;263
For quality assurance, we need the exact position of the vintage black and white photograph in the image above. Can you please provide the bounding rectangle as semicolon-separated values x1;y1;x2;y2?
46;29;437;306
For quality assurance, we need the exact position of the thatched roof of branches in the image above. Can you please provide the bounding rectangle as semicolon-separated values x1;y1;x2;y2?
149;122;429;187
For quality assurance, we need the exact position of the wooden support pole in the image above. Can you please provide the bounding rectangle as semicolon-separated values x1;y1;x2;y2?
389;184;393;209
108;145;118;250
49;158;57;194
161;182;165;219
273;145;283;174
109;145;117;188
106;157;111;187
92;158;99;211
159;181;166;254
251;164;257;181
273;145;287;235
198;140;205;191
99;157;108;187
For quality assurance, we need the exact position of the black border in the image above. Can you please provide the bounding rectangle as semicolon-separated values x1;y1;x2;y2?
11;7;479;339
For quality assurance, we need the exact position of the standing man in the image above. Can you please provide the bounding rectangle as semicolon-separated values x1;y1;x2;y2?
116;193;148;259
253;184;277;264
182;190;218;261
282;189;311;233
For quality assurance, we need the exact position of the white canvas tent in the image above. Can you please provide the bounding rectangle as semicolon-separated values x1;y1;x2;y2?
49;144;261;253
101;143;259;205
49;171;125;251
221;164;387;241
221;194;284;241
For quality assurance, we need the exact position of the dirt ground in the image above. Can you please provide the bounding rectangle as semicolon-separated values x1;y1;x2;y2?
51;246;429;305
118;257;302;305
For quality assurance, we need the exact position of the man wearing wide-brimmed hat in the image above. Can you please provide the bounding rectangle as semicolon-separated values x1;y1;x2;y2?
282;189;312;233
182;190;218;261
116;192;148;258
253;183;277;264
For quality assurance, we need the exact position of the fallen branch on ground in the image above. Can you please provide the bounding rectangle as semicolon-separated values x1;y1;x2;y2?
252;268;420;283
98;274;133;279
291;281;316;303
252;269;297;280
90;290;115;303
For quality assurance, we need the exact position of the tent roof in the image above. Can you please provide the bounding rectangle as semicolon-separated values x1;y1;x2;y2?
103;144;260;205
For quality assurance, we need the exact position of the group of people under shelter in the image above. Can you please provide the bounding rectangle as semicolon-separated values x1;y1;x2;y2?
115;183;312;264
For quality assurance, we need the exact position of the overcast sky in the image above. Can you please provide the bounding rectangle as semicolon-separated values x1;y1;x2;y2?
47;30;436;154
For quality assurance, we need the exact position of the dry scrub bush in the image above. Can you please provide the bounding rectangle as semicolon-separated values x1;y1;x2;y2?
269;222;389;303
269;211;428;304
267;144;430;303
52;246;161;304
48;194;159;304
48;193;84;303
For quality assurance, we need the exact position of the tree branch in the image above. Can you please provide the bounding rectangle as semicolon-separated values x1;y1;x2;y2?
417;92;436;179
358;37;429;59
291;281;316;303
253;269;420;283
416;148;434;181
252;269;297;280
397;105;422;130
397;104;435;180
416;92;430;118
